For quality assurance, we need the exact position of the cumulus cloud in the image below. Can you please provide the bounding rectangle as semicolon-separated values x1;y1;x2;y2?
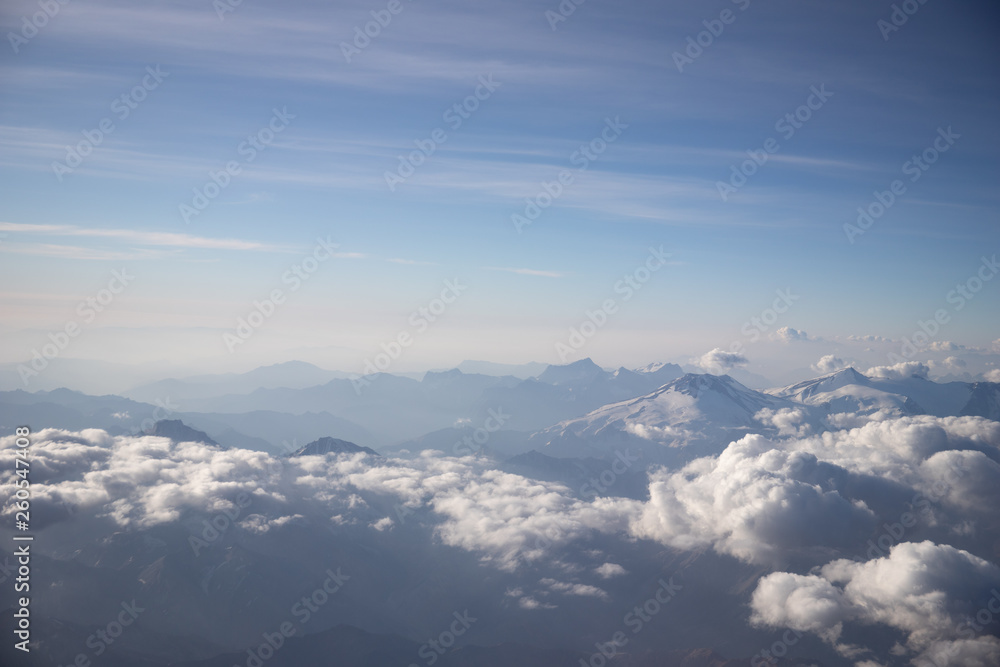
0;429;638;573
625;422;689;441
770;326;815;343
429;468;636;570
751;541;1000;664
984;369;1000;382
630;435;877;566
517;596;557;610
926;356;969;379
812;355;849;374
848;335;891;344
928;341;965;352
5;415;1000;664
631;415;1000;567
696;348;748;373
864;361;930;380
540;578;609;600
595;562;627;578
942;356;966;368
755;407;812;437
785;415;1000;483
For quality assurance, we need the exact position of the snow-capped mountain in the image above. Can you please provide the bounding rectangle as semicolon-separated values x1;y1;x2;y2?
769;367;922;418
472;359;685;433
531;373;796;462
769;367;997;419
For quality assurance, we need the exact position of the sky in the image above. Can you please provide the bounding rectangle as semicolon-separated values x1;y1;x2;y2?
1;0;998;382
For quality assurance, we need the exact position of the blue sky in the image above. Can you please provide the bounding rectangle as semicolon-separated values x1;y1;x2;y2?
1;0;998;379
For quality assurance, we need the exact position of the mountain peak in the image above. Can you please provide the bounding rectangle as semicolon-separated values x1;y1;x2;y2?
291;437;379;458
829;366;868;381
537;358;606;385
665;372;745;395
149;420;219;447
422;368;464;381
774;367;871;401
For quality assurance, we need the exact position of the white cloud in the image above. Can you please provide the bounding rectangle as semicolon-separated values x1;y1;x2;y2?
0;221;284;252
695;347;748;373
864;361;930;380
630;435;877;566
624;422;689;441
848;334;891;344
595;562;627;578
484;266;564;278
630;414;1000;567
755;407;812;437
812;354;848;374
5;415;999;664
0;429;638;572
928;341;965;352
541;578;609;600
770;326;814;343
751;541;1000;664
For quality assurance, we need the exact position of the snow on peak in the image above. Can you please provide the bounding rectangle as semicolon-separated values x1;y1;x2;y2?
772;367;870;400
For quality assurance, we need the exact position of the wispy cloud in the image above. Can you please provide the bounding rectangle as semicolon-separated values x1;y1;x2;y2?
0;222;284;252
485;266;564;278
0;242;168;261
387;258;439;266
